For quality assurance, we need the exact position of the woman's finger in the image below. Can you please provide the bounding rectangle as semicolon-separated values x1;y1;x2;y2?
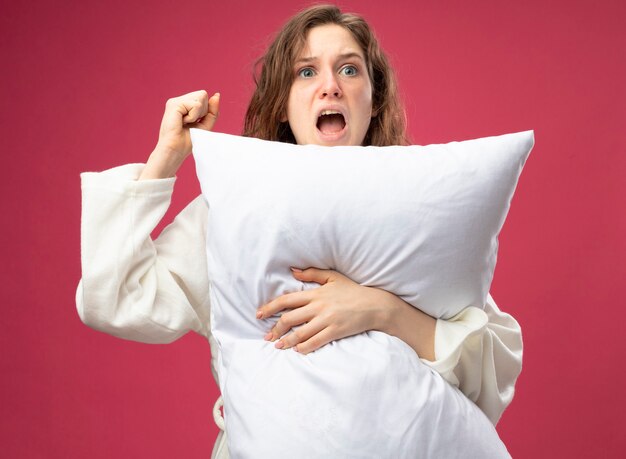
280;321;338;355
159;90;207;135
180;93;208;124
265;305;316;342
273;317;327;352
257;289;313;319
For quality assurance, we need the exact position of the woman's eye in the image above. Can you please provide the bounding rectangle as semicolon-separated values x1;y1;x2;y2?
341;65;358;76
298;68;315;78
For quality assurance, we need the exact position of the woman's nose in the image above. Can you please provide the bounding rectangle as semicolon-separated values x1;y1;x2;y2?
319;70;342;98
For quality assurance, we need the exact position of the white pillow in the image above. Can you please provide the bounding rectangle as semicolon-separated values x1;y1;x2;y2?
191;129;533;458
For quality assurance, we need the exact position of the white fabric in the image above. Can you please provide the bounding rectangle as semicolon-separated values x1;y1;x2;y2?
431;295;524;425
76;162;523;457
211;428;229;459
189;130;532;457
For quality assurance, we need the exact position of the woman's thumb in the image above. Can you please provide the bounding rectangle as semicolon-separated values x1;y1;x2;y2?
199;92;220;130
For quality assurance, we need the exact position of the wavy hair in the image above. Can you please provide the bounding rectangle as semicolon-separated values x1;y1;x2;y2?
242;4;409;146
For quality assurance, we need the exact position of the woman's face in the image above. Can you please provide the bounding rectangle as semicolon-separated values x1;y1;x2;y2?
284;24;374;146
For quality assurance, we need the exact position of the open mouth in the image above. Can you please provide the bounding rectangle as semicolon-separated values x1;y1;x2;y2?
316;112;346;135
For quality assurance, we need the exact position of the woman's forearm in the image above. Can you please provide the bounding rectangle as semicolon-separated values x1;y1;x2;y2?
138;144;185;180
373;289;436;361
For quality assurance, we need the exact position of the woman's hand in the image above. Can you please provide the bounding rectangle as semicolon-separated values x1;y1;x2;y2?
139;90;220;180
256;267;392;355
257;267;436;359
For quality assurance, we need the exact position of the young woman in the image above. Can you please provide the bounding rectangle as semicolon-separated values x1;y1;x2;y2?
77;5;522;457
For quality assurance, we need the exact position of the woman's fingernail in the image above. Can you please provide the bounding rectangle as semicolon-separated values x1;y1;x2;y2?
264;332;272;341
293;345;299;352
256;310;263;319
290;267;303;272
275;340;284;349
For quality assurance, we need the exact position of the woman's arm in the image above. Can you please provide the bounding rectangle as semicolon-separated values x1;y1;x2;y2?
77;162;223;385
76;164;211;344
372;289;436;361
77;89;220;344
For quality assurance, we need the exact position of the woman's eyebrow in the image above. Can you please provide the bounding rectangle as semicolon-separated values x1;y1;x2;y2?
294;52;364;65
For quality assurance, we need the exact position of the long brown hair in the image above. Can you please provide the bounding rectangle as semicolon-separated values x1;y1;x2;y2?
242;4;409;146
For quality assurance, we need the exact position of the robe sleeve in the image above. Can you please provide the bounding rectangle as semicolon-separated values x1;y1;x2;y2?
75;163;212;344
419;295;524;425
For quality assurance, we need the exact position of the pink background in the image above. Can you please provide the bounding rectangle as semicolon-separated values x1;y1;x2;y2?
2;0;624;457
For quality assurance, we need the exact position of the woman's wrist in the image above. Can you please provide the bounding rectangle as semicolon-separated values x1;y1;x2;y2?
375;289;436;361
138;144;187;180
